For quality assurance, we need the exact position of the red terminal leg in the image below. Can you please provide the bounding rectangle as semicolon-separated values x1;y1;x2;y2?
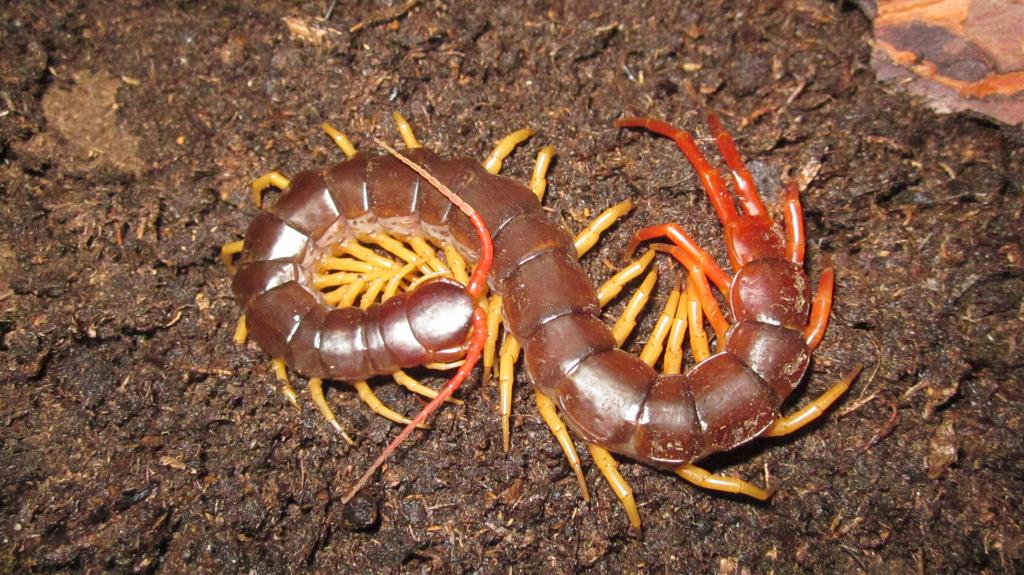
803;268;833;350
782;183;805;266
705;112;767;219
614;117;740;228
625;223;732;296
343;141;495;503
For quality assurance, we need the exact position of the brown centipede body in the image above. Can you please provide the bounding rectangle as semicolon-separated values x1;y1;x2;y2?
232;152;486;381
222;113;859;528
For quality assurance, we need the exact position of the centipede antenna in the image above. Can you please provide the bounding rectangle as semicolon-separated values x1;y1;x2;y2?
343;140;494;503
342;306;488;503
373;138;493;301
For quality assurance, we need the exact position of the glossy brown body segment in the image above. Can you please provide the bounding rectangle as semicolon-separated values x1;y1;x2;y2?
234;150;484;382
233;140;816;470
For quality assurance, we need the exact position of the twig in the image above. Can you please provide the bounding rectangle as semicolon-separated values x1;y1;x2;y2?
858;402;899;454
350;0;419;33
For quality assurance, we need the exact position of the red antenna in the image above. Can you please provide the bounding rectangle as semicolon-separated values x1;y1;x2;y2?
342;140;494;503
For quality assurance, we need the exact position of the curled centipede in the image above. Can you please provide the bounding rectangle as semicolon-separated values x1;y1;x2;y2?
222;112;860;528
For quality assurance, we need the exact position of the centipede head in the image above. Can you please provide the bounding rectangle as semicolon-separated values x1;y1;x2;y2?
407;278;475;362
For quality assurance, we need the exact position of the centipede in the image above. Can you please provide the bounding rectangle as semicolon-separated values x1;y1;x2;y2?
221;112;860;529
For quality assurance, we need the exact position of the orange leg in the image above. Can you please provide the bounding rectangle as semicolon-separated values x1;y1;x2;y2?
625;223;732;295
705;112;767;219
783;183;805;266
803;268;834;350
652;244;730;344
614;117;739;227
763;364;862;437
676;464;771;500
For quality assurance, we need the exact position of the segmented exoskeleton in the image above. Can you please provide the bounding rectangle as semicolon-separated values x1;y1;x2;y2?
222;113;859;528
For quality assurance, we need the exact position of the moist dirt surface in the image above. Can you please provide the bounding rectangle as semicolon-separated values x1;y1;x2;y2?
2;1;1022;573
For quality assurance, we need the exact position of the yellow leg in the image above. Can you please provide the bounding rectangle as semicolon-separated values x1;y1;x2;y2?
763;364;863;437
251;171;290;208
685;278;710;364
535;391;590;501
308;378;355;445
588;444;641;529
639;281;681;367
574;199;634;257
359;277;388;309
314;271;365;291
334;277;367;308
317;256;378;274
392;370;464;405
322;288;352;307
382;259;424;301
352;381;428;429
233;314;248;344
408;236;449;274
611;270;658;346
675;464;771;500
315;266;403;288
655;245;729;346
483;128;535;175
441;243;470;285
271;358;299;407
314;242;405;307
482;295;504;383
663;283;691;374
368;232;432;275
392;111;421;149
498;335;521;452
424;359;465;370
595;249;656;306
340;240;400;270
321;122;358;158
407;270;455;292
221;240;244;274
530;146;556;201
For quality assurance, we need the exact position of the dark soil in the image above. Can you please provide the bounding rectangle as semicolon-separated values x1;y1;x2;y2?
2;1;1022;573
